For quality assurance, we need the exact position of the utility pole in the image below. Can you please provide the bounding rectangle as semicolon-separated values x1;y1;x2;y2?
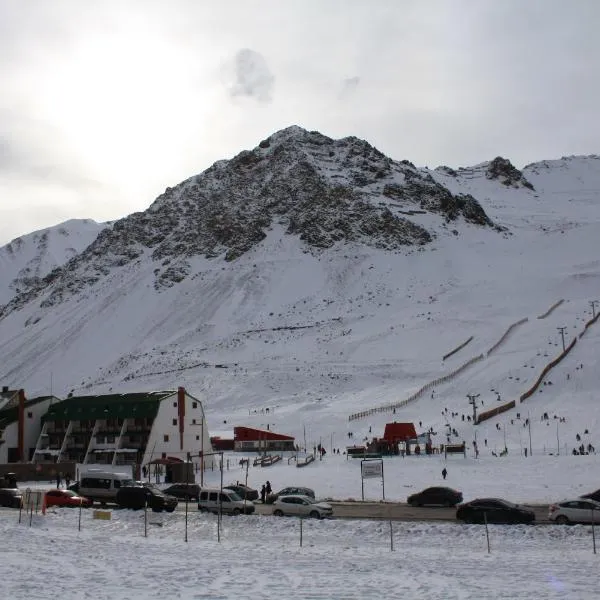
528;416;532;457
557;326;567;352
200;418;204;487
590;300;599;320
467;394;481;423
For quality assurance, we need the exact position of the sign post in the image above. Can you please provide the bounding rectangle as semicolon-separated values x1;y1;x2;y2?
360;459;384;501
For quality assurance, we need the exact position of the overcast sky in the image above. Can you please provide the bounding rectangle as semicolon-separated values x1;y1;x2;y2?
1;0;599;244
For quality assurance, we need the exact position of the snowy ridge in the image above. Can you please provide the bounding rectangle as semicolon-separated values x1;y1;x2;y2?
0;219;106;306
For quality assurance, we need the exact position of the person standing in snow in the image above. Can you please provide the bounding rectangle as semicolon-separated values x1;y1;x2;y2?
442;467;448;480
260;484;266;503
265;481;272;496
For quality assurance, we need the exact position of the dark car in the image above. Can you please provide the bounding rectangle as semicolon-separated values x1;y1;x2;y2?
116;486;178;512
163;483;201;502
407;486;463;507
67;482;80;494
456;498;535;524
580;489;600;503
0;488;23;508
224;484;258;502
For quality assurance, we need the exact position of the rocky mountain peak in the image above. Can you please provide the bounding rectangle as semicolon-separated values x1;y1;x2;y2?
0;127;497;317
486;157;534;190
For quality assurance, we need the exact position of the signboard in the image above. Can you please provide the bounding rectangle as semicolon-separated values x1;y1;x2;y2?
93;510;112;520
361;460;383;479
360;458;385;501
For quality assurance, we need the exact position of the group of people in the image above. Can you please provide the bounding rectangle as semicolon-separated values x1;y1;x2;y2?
260;480;272;503
55;472;71;489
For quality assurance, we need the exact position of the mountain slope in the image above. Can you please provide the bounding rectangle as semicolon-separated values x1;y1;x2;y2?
0;130;598;461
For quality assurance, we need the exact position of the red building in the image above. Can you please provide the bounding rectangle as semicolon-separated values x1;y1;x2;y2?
233;427;295;452
210;436;234;451
383;422;417;443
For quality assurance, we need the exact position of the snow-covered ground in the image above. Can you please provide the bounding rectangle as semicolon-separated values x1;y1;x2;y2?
1;506;599;599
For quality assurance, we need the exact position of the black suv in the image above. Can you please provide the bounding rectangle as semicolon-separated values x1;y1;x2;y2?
116;486;178;512
162;483;200;502
0;488;23;508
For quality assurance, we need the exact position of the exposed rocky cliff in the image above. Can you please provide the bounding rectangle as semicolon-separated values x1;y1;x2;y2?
0;126;496;317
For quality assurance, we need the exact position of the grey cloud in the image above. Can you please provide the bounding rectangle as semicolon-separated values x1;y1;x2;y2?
228;48;275;103
0;112;105;191
340;76;360;99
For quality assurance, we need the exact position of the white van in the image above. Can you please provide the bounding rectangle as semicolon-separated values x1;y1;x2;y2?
78;470;135;504
197;488;255;515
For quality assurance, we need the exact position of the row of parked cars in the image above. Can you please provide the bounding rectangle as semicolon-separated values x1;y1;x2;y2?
406;486;600;525
60;478;332;518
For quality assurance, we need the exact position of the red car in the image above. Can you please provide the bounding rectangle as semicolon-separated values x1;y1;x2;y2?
45;489;92;508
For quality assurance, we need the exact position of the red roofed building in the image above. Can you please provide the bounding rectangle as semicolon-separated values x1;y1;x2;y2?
234;426;295;452
383;422;417;443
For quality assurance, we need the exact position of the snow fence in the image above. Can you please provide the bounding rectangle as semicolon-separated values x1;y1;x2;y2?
486;318;528;357
536;299;564;320
442;336;474;361
348;353;485;421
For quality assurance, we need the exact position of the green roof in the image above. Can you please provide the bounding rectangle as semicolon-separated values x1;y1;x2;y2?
0;396;56;428
43;391;175;422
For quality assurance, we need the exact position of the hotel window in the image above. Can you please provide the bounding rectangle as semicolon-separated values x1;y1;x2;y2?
192;402;197;409
164;435;169;443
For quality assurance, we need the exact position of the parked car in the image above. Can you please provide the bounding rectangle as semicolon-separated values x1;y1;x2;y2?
0;487;23;508
162;483;201;502
580;489;600;503
549;498;600;524
223;484;258;501
45;489;92;508
272;495;333;519
456;498;535;524
407;487;463;507
67;482;80;494
116;486;178;512
198;488;255;515
266;486;315;504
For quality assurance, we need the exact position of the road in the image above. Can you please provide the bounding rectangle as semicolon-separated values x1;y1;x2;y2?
1;501;551;524
248;501;551;523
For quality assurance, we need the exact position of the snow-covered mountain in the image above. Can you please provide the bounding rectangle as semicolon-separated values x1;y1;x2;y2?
0;127;599;460
0;219;107;306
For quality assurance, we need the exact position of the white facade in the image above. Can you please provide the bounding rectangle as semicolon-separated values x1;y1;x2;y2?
142;391;214;469
0;397;55;463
